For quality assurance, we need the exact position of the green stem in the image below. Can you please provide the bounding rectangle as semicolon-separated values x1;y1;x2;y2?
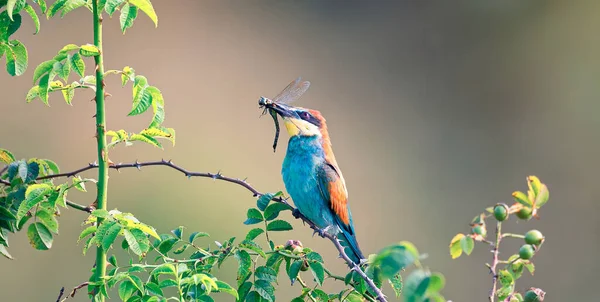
91;1;108;300
502;233;525;239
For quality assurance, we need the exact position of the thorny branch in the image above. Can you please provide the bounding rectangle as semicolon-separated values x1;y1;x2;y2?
3;159;388;302
56;282;89;302
488;221;502;302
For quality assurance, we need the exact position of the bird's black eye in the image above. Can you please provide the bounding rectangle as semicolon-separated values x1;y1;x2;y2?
300;112;311;120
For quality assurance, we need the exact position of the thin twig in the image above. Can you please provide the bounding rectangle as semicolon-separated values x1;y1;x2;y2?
57;282;89;302
489;221;502;302
23;160;387;301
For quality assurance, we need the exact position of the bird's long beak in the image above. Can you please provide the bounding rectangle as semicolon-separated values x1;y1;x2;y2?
266;103;295;118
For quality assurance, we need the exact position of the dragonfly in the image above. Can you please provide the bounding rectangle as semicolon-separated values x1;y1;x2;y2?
258;77;311;152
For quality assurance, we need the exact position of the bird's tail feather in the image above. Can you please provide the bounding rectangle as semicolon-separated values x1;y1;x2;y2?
336;226;364;265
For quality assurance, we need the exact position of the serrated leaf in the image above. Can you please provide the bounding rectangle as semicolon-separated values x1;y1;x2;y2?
389;273;403;298
255;266;277;283
188;231;209;242
235;249;252;287
151;263;177;276
157;237;178;254
101;223;122;251
214;280;238;299
23;4;40;34
6;39;28;76
58;54;70;81
0;245;13;259
512;191;531;206
27;222;52;250
244;208;263;225
119;3;137;33
263;203;292;221
0;206;17;221
60;0;86;17
0;148;15;164
257;193;273;211
118;279;137;301
92;209;109;218
309;261;325;285
48;0;67;18
128;0;157;27
449;233;464;259
78;225;96;242
266;220;292;231
129;133;162;148
372;241;419;279
245;228;264;241
62;86;74;104
123;228;149;256
254;279;275;302
79;44;100;57
149;102;164;128
17;183;52;219
38;73;50;105
105;0;125;16
128;88;152;116
534;183;549;208
58;43;79;53
287;260;301;284
32;59;55;84
240;239;266;258
70;52;84;77
306;251;324;263
426;272;445;295
403;269;430;300
36;210;58;233
460;235;474;255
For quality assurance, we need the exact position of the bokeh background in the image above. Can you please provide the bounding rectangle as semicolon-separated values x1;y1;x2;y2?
1;1;598;301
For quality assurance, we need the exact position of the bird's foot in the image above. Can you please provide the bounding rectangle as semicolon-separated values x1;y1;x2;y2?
292;208;302;219
312;225;332;238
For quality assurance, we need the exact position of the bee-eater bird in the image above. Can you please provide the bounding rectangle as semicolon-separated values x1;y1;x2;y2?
261;83;365;264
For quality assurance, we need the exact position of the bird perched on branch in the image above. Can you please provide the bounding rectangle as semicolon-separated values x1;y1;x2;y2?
259;78;365;264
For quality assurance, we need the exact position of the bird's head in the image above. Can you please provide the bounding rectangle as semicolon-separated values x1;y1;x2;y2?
267;103;326;137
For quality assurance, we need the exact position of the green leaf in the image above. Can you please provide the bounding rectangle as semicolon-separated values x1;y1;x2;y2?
449;233;464;259
128;0;157;27
32;59;55;84
128;89;152;116
235;249;252;287
6;0;17;20
403;269;430;301
72;175;88;192
123;228;149;256
426;272;445;295
27;222;52;250
144;282;163;297
266;220;292;231
62;85;74;104
157;237;178;254
287;260;301;284
512;191;532;207
119;279;137;301
256;193;273;211
215;280;238;299
149;102;165;128
23;4;40;34
389;273;403;298
36;210;58;233
92;209;109;218
244;208;263;225
152;263;177;276
371;241;419;279
58;55;70;81
460;235;474;255
119;3;137;33
0;148;15;164
6;39;28;76
306;251;324;263
5;12;21;38
78;225;96;242
534;183;549;208
188;231;209;243
38;73;50;105
309;261;325;285
60;0;86;17
17;159;27;180
525;262;535;275
70;52;84;77
254;279;275;302
129;133;162;148
240;239;266;258
263;202;292;221
245;228;264;241
255;266;277;283
0;206;17;221
48;0;67;18
58;43;79;53
79;44;100;57
0;245;13;259
105;0;125;16
310;289;329;302
237;281;252;302
17;183;53;220
101;222;123;251
498;269;514;287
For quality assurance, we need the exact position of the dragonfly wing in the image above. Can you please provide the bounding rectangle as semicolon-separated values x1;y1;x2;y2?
272;77;311;105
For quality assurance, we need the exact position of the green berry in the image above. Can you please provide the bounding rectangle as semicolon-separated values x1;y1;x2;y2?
519;244;535;260
523;288;545;302
516;206;533;220
525;230;544;246
494;204;509;221
472;225;487;237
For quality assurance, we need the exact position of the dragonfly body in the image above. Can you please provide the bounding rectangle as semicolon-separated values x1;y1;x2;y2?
259;78;365;264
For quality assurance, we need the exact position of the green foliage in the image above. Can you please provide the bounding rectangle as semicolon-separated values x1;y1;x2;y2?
450;176;548;301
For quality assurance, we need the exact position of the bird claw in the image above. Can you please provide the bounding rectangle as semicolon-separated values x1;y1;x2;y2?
292;209;302;219
312;226;331;238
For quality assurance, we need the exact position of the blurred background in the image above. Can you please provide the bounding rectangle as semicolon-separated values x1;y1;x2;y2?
1;0;598;301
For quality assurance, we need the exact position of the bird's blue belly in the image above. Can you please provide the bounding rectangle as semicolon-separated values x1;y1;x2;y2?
281;136;334;229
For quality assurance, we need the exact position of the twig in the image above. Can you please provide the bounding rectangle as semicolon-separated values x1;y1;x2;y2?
57;282;89;302
489;221;502;302
27;160;388;301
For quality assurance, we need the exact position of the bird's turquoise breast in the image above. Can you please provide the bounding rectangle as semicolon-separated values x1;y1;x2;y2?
281;136;333;228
